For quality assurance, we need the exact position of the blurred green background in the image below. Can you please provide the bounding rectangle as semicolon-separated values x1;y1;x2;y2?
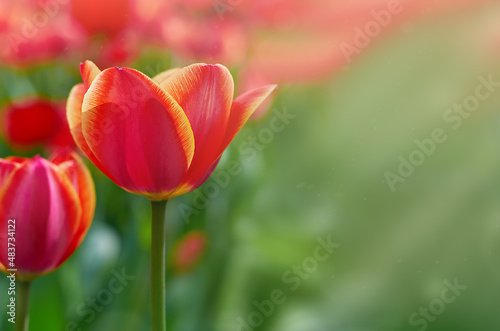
2;3;500;331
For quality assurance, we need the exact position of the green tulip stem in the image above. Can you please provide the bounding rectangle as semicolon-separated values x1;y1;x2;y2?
150;200;168;331
16;281;31;331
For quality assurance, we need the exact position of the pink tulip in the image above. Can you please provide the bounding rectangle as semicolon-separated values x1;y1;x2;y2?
0;152;95;281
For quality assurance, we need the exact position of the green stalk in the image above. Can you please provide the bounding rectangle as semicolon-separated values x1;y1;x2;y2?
150;200;168;331
16;281;31;331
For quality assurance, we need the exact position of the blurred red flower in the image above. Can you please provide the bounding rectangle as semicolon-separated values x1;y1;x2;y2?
70;0;131;37
1;98;75;151
172;230;207;273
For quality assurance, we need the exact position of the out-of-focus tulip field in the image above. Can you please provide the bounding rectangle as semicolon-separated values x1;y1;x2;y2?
2;0;500;330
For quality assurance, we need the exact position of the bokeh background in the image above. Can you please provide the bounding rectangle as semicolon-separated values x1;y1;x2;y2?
2;0;500;330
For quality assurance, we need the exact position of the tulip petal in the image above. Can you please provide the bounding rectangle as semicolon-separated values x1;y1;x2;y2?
221;85;277;151
81;67;195;199
191;156;221;191
67;83;117;182
152;68;180;84
0;157;81;280
4;156;27;164
80;60;101;90
51;152;95;263
0;159;20;187
159;63;234;190
170;156;221;198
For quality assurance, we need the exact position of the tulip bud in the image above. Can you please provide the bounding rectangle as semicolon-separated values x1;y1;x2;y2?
0;152;95;281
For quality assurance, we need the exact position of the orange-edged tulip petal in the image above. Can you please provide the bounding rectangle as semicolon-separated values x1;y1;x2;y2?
50;151;96;262
67;83;118;182
4;156;27;164
0;156;81;281
152;68;181;85
182;86;276;195
190;156;221;192
169;85;275;198
81;67;195;200
221;85;277;151
80;60;101;90
0;159;20;187
159;64;234;192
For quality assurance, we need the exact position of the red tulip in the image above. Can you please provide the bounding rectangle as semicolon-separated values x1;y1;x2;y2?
0;152;95;281
67;61;276;200
1;98;76;151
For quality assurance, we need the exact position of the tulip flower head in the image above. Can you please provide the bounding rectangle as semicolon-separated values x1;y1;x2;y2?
67;61;276;200
0;152;95;281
